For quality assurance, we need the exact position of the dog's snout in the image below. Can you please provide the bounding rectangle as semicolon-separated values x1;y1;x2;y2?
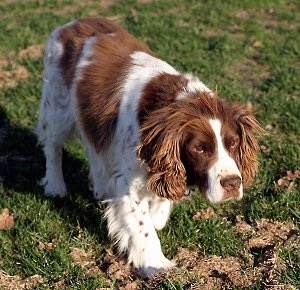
220;175;241;191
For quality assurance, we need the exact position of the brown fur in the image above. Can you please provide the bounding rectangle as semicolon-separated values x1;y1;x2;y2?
58;18;154;151
138;73;188;124
233;108;263;185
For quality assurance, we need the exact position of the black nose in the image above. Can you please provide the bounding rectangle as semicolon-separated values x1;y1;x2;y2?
220;175;242;191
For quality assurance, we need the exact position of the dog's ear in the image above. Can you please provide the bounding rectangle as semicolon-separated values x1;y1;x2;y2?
137;109;187;201
235;107;264;186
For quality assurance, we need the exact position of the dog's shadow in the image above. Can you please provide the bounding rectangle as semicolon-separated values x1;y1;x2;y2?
0;106;109;245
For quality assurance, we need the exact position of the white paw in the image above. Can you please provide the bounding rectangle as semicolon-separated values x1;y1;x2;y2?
89;173;106;200
129;247;176;278
137;257;176;278
39;177;67;198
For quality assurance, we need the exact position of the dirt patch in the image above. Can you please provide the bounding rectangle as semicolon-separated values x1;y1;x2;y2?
94;218;298;289
31;1;119;18
0;44;45;89
1;218;297;289
143;248;259;290
17;44;44;60
69;247;104;276
233;8;299;31
247;219;298;249
0;271;45;290
0;57;30;89
226;56;271;86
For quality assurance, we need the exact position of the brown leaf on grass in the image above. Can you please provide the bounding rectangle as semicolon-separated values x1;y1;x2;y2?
286;170;300;181
193;207;217;220
0;208;14;230
37;239;57;250
277;170;300;191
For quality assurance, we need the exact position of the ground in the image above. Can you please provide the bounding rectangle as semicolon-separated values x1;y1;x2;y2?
0;1;299;289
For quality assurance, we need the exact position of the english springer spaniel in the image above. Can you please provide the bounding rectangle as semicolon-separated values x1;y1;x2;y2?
36;18;262;277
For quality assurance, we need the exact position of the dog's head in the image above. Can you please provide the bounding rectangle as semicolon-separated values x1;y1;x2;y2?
138;92;263;203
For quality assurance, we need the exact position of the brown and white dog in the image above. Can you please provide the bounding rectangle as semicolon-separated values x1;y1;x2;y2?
36;18;262;277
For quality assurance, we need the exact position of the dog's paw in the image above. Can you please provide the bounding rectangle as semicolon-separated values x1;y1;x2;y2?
38;177;67;198
138;257;176;278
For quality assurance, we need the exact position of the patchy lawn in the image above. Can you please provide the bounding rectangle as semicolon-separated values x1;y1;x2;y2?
0;0;299;289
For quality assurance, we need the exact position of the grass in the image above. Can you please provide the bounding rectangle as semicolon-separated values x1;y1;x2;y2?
0;0;299;289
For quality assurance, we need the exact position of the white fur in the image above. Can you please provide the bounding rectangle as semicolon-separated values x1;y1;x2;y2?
207;119;243;203
37;27;72;197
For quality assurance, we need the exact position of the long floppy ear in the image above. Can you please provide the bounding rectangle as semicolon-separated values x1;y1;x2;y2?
137;109;187;200
236;107;264;186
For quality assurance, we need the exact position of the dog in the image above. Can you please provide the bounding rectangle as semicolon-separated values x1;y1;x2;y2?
36;17;262;277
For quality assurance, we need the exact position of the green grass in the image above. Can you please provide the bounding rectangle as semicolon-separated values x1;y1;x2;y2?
0;0;299;289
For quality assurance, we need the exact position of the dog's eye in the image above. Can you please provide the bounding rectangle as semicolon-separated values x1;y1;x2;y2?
230;139;239;149
194;144;205;153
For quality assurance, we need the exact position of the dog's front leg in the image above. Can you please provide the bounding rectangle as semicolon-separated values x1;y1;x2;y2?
104;195;175;277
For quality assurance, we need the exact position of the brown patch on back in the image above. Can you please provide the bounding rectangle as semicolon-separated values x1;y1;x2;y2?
58;17;127;87
57;18;154;151
138;73;188;124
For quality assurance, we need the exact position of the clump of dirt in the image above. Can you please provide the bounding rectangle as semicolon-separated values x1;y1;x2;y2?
0;58;30;89
248;219;297;249
233;215;253;235
69;247;134;288
0;271;45;290
0;44;44;89
17;44;44;60
69;247;103;276
101;249;132;281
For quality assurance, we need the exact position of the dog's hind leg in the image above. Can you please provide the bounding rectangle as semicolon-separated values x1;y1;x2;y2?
36;28;75;197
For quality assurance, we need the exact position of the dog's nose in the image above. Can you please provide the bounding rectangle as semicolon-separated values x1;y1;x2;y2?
220;175;242;191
